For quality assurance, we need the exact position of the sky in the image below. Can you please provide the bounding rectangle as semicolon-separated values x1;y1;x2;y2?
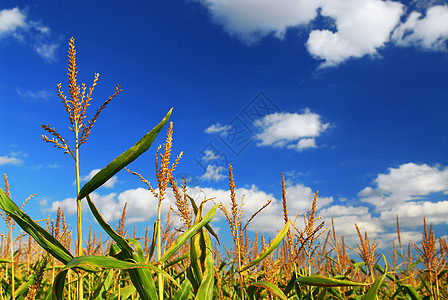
0;0;447;253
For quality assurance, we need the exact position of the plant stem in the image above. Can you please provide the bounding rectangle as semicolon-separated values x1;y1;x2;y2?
9;227;14;300
157;201;163;300
75;126;83;300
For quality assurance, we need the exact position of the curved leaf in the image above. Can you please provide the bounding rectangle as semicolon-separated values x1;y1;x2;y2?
86;195;134;256
240;220;290;272
297;275;367;287
248;281;288;300
78;108;172;200
160;204;219;264
0;188;73;264
195;228;215;299
362;255;388;300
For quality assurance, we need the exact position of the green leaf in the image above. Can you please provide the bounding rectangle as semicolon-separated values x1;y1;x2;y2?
147;220;159;263
195;225;215;299
188;195;220;244
297;276;367;287
78;108;172;200
110;286;136;300
0;188;73;264
240;220;290;272
247;281;288;300
170;279;193;300
402;284;423;300
52;269;68;300
61;255;148;272
86;195;134;256
160;203;219;264
362;255;388;300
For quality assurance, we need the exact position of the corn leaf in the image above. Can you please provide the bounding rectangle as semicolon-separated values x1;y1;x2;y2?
190;201;206;287
240;220;290;272
402;284;423;300
78;108;172;200
297;276;367;287
187;195;220;244
170;279;193;300
61;255;149;272
52;269;68;300
110;286;136;300
195;227;215;299
362;255;388;300
86;195;134;256
160;203;219;264
248;281;288;300
0;188;73;264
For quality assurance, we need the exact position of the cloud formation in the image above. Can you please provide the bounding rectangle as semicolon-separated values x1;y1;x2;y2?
0;7;26;36
201;164;226;181
45;161;448;249
0;155;22;165
306;0;404;67
204;123;231;134
254;110;330;150
198;0;322;44
0;7;59;61
196;0;448;67
358;163;448;211
392;5;448;50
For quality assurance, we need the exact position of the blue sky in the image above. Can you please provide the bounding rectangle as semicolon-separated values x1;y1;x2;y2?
0;0;447;251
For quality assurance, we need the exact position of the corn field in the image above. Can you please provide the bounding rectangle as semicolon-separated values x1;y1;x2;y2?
0;38;447;300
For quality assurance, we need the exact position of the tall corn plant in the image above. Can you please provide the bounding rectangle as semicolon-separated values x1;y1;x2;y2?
0;37;223;300
40;37;122;299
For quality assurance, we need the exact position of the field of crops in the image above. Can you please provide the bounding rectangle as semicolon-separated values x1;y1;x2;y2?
0;38;446;300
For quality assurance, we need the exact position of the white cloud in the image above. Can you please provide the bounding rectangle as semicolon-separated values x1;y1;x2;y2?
202;150;219;161
201;164;226;181
204;123;231;134
0;155;22;165
0;8;26;36
196;0;448;67
392;5;448;50
287;138;317;151
44;161;447;251
16;87;53;100
379;201;448;228
254;110;330;149
0;7;59;61
358;163;448;211
198;0;322;44
306;0;404;67
79;169;118;189
34;42;59;62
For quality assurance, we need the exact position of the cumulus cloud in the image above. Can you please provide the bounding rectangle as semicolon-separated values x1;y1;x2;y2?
0;7;59;61
204;123;231;134
0;7;26;36
44;162;447;250
392;5;448;50
201;164;226;181
254;110;330;150
358;163;448;211
196;0;448;67
380;201;448;227
198;0;322;44
306;0;404;67
79;169;118;188
0;155;22;165
202;150;219;161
